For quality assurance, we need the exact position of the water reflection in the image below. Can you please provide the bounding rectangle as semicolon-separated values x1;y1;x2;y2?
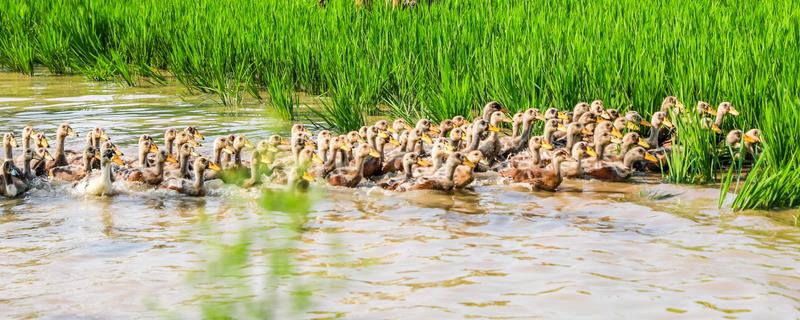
0;73;798;318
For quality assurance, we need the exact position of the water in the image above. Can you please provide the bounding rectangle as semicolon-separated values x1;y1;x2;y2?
1;72;798;319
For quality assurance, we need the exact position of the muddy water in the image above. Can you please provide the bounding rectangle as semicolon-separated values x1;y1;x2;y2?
1;73;798;319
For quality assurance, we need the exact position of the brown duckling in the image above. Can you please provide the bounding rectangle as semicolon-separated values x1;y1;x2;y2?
164;157;220;197
379;153;430;191
168;144;200;180
183;126;205;141
660;96;684;114
326;145;379;188
3;133;20;174
395;152;469;192
506;151;568;192
453;150;483;189
45;123;77;172
572;102;590;122
50;145;96;182
449;127;465;152
559;142;593;179
164;128;178;157
126;150;178;186
481;101;504;121
605;132;649;160
710;102;739;133
477;111;510;164
585;146;656;181
644;111;673;147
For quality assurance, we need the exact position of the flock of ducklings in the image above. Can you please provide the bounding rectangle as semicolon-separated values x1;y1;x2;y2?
1;96;762;198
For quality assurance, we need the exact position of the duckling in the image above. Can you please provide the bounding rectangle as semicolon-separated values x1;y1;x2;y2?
644;111;673;147
175;130;200;153
317;136;348;177
242;140;282;188
413;140;450;176
167;144;200;180
83;149;125;196
477;111;509;164
465;119;494;152
3;133;20;174
452;115;468;128
395;152;469;192
542;119;560;145
379;153;430;191
49;145;96;182
726;129;761;158
46;122;78;171
578;111;599;134
130;138;159;168
1;160;27;198
449;127;465;151
437;119;455;138
572;102;590;122
30;147;53;177
589;100;604;115
710;102;739;133
605;132;649;160
365;131;399;177
500;108;539;156
660;96;684;114
183;126;205;141
15;126;38;165
481;101;504;121
453;150;483;189
559;142;592;178
585;146;656;181
126;150;178;186
288;148;323;190
590;131;619;162
164;157;220;197
326;145;379;188
317;130;333;163
164;128;178;157
506;151;568;192
600;108;620;121
388;118;411;138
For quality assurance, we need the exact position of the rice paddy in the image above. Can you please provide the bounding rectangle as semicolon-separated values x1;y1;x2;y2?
1;0;797;208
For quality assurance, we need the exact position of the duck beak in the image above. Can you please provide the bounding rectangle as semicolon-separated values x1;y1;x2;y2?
488;124;501;132
535;115;546;121
462;158;476;168
149;144;159;153
368;149;381;158
600;112;611;120
166;154;178;164
428;126;441;134
94;151;102;160
9;136;18;148
611;127;623;138
100;133;110;141
378;131;389;139
417;159;432;167
208;162;221;171
638;138;650;148
502;116;513;123
67;127;78;137
338;143;352;152
387;127;396;133
729;107;740;116
194;131;205;140
626;121;640;131
44;151;54;161
581;127;592;135
311;152;323;164
644;152;658;163
113;145;125;157
541;141;554;150
744;133;760;143
223;146;235;154
388;137;400;146
585;146;597;157
557;112;569;120
557;124;568;132
711;124;722;134
421;134;433;145
191;151;201;157
111;154;125;165
639;119;651;127
302;171;316;182
662;118;674;128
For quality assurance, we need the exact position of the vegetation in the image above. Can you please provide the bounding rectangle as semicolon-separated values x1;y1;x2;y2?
1;0;798;210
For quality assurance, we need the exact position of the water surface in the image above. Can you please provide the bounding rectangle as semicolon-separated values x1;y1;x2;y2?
1;73;798;319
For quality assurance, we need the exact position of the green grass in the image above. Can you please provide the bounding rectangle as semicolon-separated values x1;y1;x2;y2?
1;0;799;210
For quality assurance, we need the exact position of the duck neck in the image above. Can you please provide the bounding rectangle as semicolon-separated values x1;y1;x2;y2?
355;155;367;179
595;141;608;161
621;140;634;155
83;153;93;172
403;160;413;180
552;157;563;177
154;159;165;177
715;110;726;127
193;167;204;190
511;121;520;138
432;154;443;172
530;148;541;166
22;134;31;154
23;157;32;178
234;148;242;167
622;151;638;169
378;140;386;163
543;127;555;144
138;147;149;168
3;142;11;161
101;160;112;183
318;144;328;163
180;154;190;178
445;162;458;183
165;139;174;157
574;151;584;176
646;126;660;148
55;135;66;165
518;120;535;147
468;130;482;151
214;147;222;165
566;131;576;151
250;150;261;178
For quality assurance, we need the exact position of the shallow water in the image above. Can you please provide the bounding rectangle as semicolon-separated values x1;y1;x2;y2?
1;73;798;319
